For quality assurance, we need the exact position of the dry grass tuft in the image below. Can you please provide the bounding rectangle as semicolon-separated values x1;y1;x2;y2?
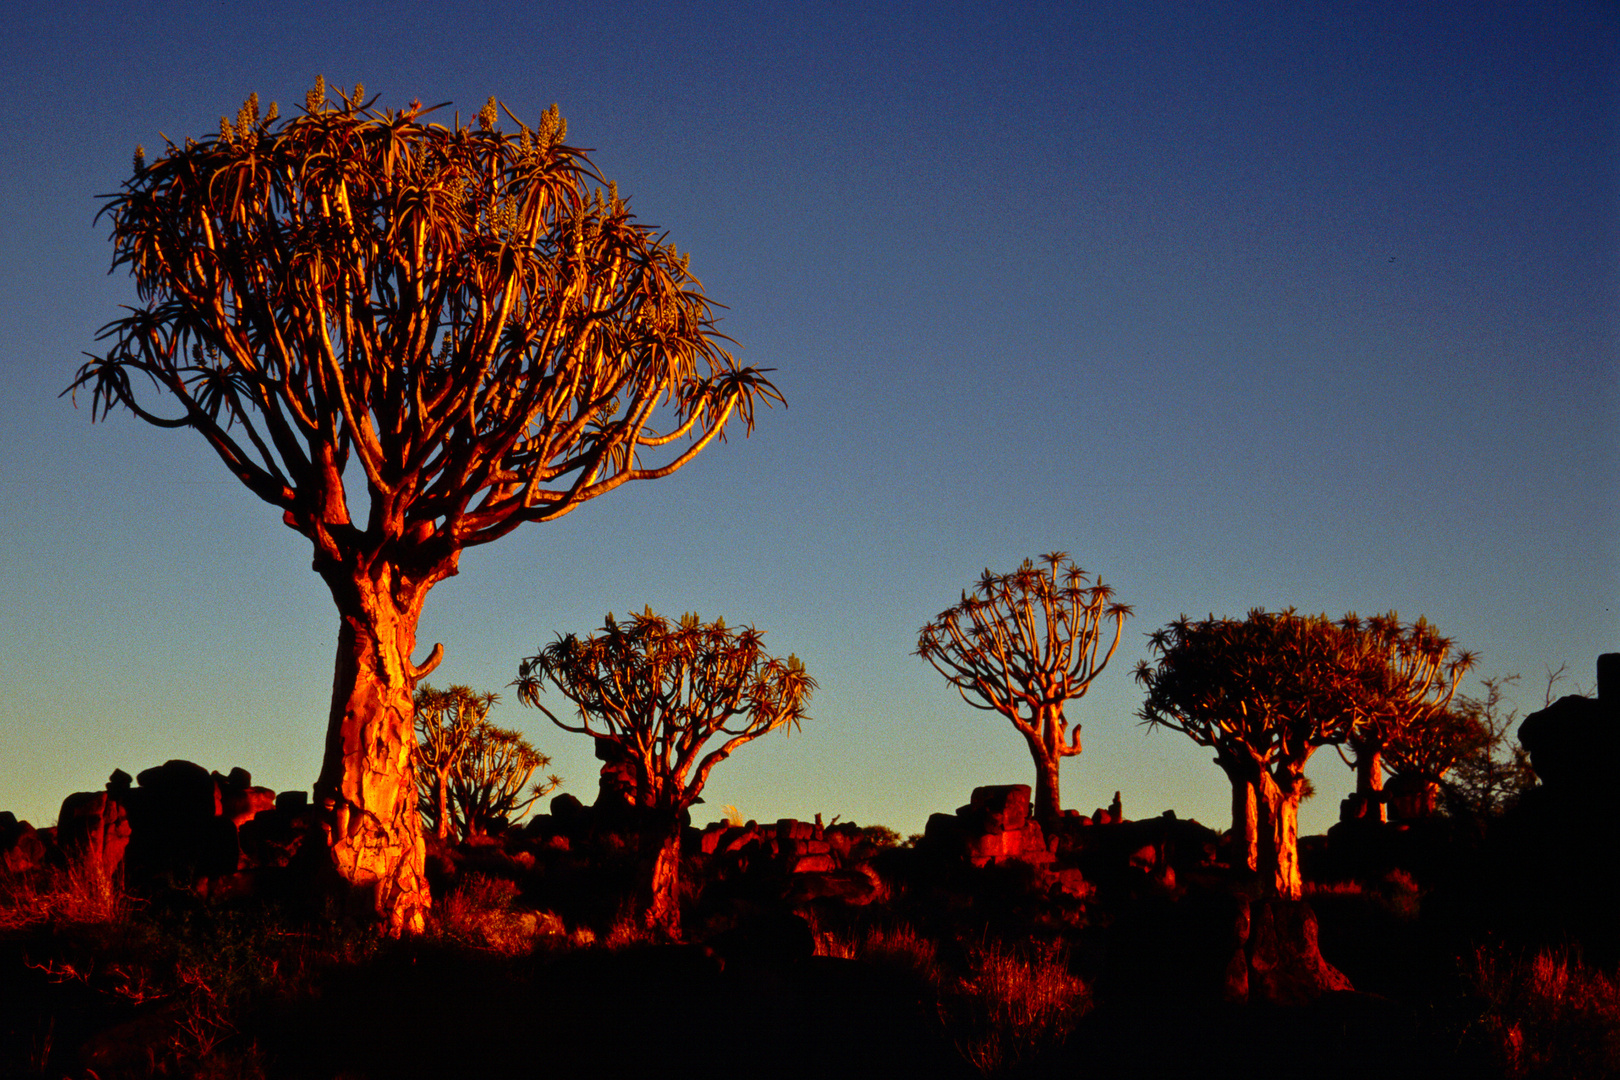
1464;944;1620;1079
815;923;1087;1076
944;938;1089;1077
0;864;126;930
432;873;563;954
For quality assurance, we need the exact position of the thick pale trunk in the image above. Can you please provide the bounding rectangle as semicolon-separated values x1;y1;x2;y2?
1230;774;1259;872
1355;746;1386;823
1255;771;1303;900
1029;709;1065;825
314;590;432;935
642;824;683;938
1032;753;1063;825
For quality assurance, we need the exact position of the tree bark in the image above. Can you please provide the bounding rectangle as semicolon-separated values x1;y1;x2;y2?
313;580;434;935
642;823;683;938
1355;744;1386;823
1031;744;1063;825
1229;773;1259;872
1255;770;1304;900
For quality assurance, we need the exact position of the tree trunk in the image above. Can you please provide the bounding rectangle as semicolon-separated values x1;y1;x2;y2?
313;582;434;935
1355;745;1386;823
642;823;683;938
1031;748;1063;825
1255;770;1303;900
1230;773;1259;872
434;771;452;841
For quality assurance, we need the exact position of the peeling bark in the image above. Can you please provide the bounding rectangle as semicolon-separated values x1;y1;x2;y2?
1255;771;1304;900
313;575;435;935
1229;774;1259;873
1355;746;1387;823
641;823;683;938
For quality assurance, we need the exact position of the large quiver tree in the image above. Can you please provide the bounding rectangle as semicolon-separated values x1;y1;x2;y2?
1136;609;1362;898
70;81;780;933
916;554;1131;825
515;609;814;937
1336;612;1475;822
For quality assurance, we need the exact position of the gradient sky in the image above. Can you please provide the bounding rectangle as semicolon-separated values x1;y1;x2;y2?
1;2;1614;839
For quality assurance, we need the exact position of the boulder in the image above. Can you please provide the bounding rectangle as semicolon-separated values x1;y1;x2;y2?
0;813;48;876
967;785;1030;833
124;760;239;885
56;787;132;881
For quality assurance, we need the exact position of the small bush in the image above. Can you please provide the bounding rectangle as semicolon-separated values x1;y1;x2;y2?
1463;944;1620;1079
433;873;562;954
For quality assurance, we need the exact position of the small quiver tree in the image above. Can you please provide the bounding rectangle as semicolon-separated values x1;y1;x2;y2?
515;609;814;937
414;684;559;841
1136;609;1362;898
415;685;492;840
70;81;780;932
916;554;1130;825
446;722;560;838
1336;613;1476;823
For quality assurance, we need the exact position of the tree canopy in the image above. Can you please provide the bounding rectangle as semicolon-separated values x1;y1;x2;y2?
72;81;778;590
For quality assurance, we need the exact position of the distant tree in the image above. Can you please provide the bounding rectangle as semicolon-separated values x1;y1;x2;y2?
71;81;779;932
515;609;814;936
1337;613;1476;822
414;684;492;840
443;721;560;839
916;554;1131;824
1136;609;1363;898
414;684;560;841
1436;674;1538;821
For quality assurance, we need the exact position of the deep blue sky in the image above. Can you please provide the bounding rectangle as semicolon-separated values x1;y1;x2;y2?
1;2;1615;837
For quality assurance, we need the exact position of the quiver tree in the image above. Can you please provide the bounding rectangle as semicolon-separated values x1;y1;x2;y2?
414;684;559;841
1136;609;1362;898
515;609;814;937
69;80;780;933
414;684;491;840
1336;612;1476;823
916;554;1131;824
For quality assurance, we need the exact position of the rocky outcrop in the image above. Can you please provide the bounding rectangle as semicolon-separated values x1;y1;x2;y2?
1517;653;1620;793
923;785;1056;869
696;816;882;905
1503;653;1620;960
14;761;307;897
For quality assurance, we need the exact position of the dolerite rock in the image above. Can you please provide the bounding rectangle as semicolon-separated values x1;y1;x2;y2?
1518;653;1620;794
1503;653;1620;960
0;811;48;875
215;768;277;827
928;784;1058;869
968;784;1031;832
56;784;133;881
124;759;239;885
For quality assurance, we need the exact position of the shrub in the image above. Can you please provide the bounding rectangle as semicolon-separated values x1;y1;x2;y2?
432;873;563;955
